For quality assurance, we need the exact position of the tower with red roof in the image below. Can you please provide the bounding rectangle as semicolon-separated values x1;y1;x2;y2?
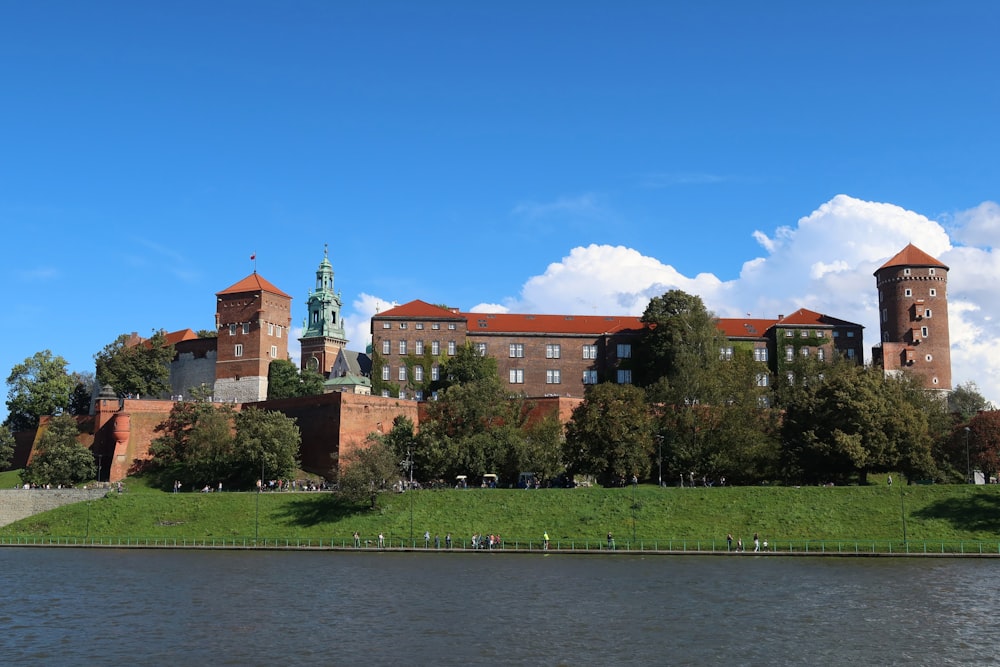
213;271;293;402
872;243;951;391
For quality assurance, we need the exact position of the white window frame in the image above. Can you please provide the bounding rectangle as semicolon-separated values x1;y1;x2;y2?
617;369;632;384
546;344;561;359
382;340;391;355
398;367;407;381
234;344;243;357
617;344;631;359
229;324;237;336
546;369;561;384
582;344;597;360
382;366;390;381
414;365;424;382
583;370;598;385
399;340;407;355
270;345;277;358
509;369;524;384
242;323;250;334
447;341;456;355
509;343;524;358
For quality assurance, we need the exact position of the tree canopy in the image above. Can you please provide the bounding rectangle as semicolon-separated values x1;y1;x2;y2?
267;359;325;399
5;350;75;432
0;425;14;470
20;414;95;487
94;331;175;398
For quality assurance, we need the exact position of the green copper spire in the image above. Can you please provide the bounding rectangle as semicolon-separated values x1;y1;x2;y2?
302;244;346;340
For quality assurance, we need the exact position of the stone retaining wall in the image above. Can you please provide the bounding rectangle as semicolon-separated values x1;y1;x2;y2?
0;488;108;527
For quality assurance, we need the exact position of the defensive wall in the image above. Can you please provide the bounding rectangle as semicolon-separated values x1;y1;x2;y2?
0;488;107;528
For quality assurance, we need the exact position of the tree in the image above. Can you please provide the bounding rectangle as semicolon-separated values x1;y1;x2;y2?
68;371;96;416
234;407;301;488
949;381;995;421
438;342;500;389
963;411;1000;483
564;382;654;486
20;414;95;487
637;290;726;394
147;400;238;490
5;350;75;432
0;425;14;470
94;331;175;398
267;359;324;399
337;436;403;508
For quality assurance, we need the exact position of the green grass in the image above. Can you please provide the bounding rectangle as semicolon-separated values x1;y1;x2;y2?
0;469;22;488
3;475;1000;549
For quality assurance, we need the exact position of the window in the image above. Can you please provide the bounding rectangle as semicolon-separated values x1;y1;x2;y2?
904;268;911;276
754;348;768;362
234;344;243;357
448;323;456;330
546;370;561;384
924;309;932;318
509;369;524;384
270;345;277;358
582;344;598;359
382;340;390;355
756;373;769;387
879;290;883;302
381;390;389;397
416;323;424;330
431;366;439;381
929;268;936;276
847;331;855;338
833;331;840;338
846;349;855;359
929;289;937;297
276;327;281;338
432;323;440;330
921;326;929;338
229;324;237;336
786;371;794;385
925;354;933;362
905;288;912;297
617;369;632;384
382;322;391;329
415;390;424;401
447;341;456;355
382;366;390;381
242;323;250;334
800;347;809;357
399;340;407;355
399;323;407;329
431;341;440;355
546;344;561;359
800;330;808;338
583;370;598;384
817;330;825;338
785;346;794;361
268;323;274;335
617;344;631;359
509;343;524;358
818;348;825;362
720;347;733;360
881;309;887;323
785;330;794;337
398;367;407;381
398;390;406;400
414;366;424;382
415;341;424;354
474;342;487;356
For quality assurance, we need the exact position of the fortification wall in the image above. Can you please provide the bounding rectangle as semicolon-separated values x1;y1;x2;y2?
0;488;107;528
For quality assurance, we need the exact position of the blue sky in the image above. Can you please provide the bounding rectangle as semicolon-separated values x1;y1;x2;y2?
3;1;999;419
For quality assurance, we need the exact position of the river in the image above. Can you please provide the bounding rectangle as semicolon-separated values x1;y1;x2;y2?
1;548;997;665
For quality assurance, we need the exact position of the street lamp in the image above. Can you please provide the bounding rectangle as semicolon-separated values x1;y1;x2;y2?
631;474;638;543
255;456;264;544
965;427;971;484
402;444;415;546
97;453;103;484
655;435;664;487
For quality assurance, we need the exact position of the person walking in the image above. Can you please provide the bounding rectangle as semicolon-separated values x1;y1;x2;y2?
607;532;615;550
424;530;430;548
445;533;452;549
753;532;760;552
727;533;733;551
543;531;550;550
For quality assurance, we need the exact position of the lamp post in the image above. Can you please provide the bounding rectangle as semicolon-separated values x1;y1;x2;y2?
656;435;663;487
899;479;907;546
402;444;414;546
965;426;971;484
631;475;638;543
255;456;264;544
97;453;103;484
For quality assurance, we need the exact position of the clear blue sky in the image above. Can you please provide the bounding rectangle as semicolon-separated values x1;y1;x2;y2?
2;1;999;416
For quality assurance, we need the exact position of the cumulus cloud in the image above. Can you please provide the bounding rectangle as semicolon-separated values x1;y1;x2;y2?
496;195;998;404
342;293;398;354
341;194;1000;404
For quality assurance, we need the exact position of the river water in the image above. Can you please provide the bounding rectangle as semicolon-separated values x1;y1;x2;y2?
1;548;998;665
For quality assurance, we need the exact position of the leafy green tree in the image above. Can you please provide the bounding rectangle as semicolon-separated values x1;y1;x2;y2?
514;414;565;484
234;407;301;488
337;436;403;508
267;359;324;399
20;414;95;487
637;290;726;394
959;411;1000;483
68;371;95;416
5;350;75;432
948;381;995;421
94;331;175;398
564;382;654;486
438;342;500;389
781;366;937;484
0;424;15;470
147;400;238;489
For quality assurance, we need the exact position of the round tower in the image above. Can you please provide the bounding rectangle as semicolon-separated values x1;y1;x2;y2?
873;243;951;391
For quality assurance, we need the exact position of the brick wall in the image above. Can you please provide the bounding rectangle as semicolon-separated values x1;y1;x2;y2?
0;488;107;528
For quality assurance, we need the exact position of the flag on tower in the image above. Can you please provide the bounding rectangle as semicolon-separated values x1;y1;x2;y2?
250;253;256;260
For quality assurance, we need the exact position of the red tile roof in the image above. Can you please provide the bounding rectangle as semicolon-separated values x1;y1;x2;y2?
716;318;778;338
216;273;292;298
376;300;461;319
877;243;949;272
466;312;643;335
776;308;861;328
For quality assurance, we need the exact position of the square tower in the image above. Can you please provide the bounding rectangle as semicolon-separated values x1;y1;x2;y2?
214;272;293;402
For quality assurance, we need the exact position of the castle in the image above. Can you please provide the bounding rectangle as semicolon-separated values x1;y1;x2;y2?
12;243;950;482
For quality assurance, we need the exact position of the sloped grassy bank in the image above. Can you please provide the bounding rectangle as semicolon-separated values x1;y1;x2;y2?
2;473;999;549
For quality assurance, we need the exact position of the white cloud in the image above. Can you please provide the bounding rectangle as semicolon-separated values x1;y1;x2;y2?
492;195;999;405
342;293;397;354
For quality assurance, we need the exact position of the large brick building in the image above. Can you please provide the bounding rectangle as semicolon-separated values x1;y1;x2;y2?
370;301;865;400
872;243;952;391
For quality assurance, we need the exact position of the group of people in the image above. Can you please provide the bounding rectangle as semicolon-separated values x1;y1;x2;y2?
471;533;502;549
352;531;454;549
726;532;768;552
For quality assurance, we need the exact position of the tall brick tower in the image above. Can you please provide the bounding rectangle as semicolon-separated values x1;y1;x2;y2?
214;271;293;402
872;243;951;392
298;245;348;376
